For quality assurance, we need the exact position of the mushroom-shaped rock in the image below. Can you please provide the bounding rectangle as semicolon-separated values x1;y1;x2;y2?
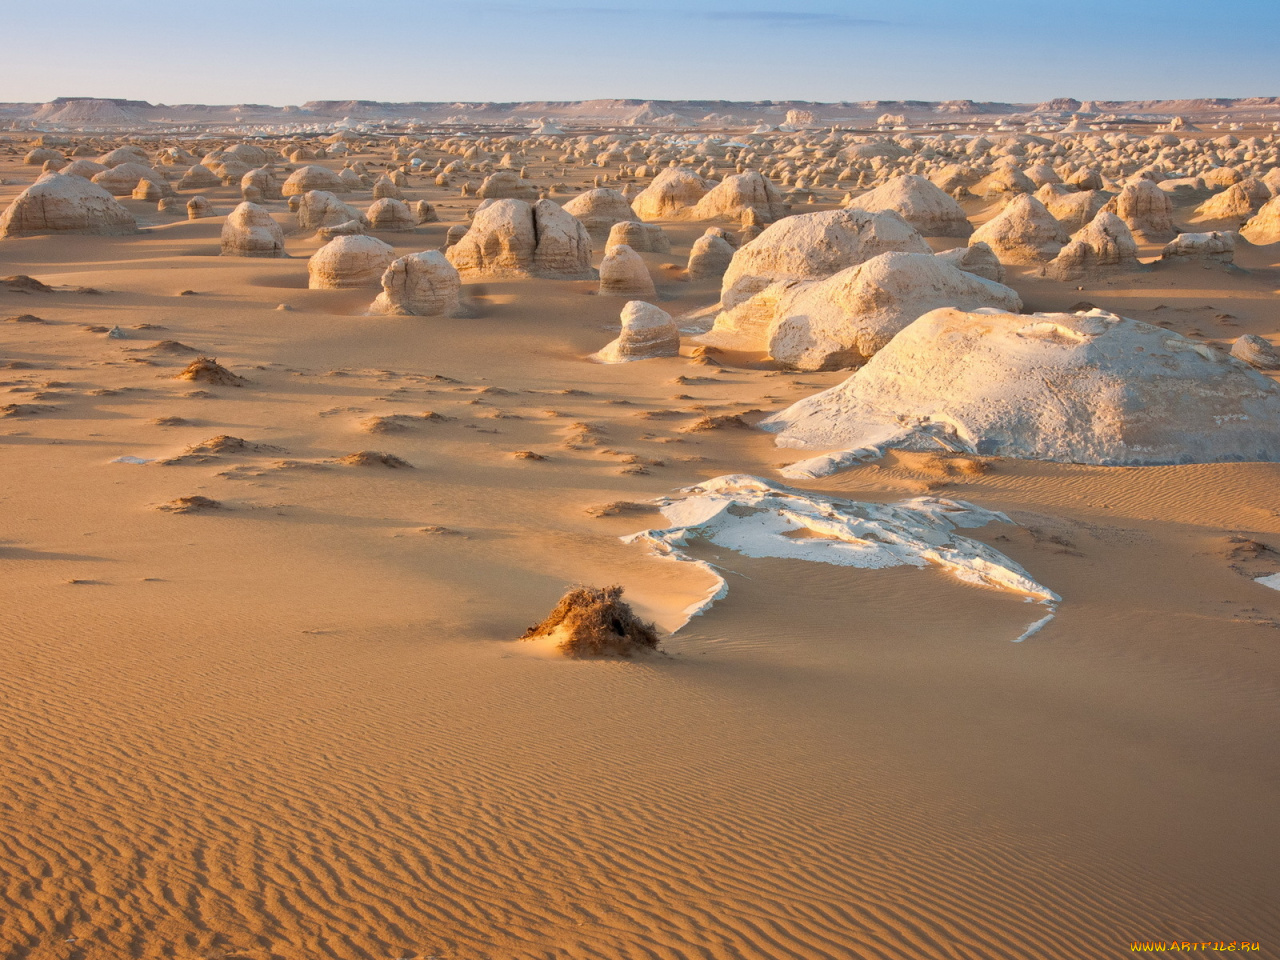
599;244;655;296
369;251;461;317
848;175;972;238
934;241;1005;283
220;202;285;258
1241;196;1280;244
687;229;736;280
595;301;680;362
631;166;709;221
283;165;348;196
187;196;213;220
1104;179;1176;242
0;172;137;238
689;171;790;223
720;208;930;309
970;195;1069;265
607;220;670;254
1048;212;1139;281
1161;231;1235;264
308;235;396;289
563;188;637;239
762;308;1280;469
367;197;416;232
477;171;538;201
1231;334;1280;371
706;251;1022;371
296;190;368;232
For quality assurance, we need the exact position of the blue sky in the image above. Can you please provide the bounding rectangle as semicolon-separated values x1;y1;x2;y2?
3;0;1277;105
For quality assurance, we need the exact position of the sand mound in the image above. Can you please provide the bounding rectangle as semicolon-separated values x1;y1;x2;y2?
175;357;246;386
336;451;414;468
520;585;660;658
1;275;54;293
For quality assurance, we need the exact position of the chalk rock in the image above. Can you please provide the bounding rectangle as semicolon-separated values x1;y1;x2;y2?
283;165;348;195
970;195;1069;264
596;301;680;362
1048;212;1139;280
220;202;285;258
477;170;538;201
60;158;107;180
606;220;670;253
763;308;1280;468
366;197;416;232
308;235;396;289
1241;196;1280;244
1231;334;1280;370
1161;231;1235;264
369;251;461;317
98;146;149;168
1035;184;1107;232
599;244;655;296
241;168;280;203
934;241;1005;283
631;166;709;221
132;177;175;201
372;176;403;200
721;208;930;309
532;199;594;278
1105;179;1176;242
848;174;972;237
187;196;213;220
446;198;593;278
1196;178;1271;222
687;229;736;280
92;163;168;196
689;171;789;223
295;190;368;232
563;188;637;239
414;200;439;224
179;164;221;190
0;172;137;238
25;148;63;166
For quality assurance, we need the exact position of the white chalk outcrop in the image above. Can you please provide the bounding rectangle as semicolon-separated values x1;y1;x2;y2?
477;171;539;201
1105;179;1176;242
687;229;736;280
598;244;655;296
631;166;709;221
220;202;285;257
369;251;461;316
1241;196;1280;244
763;308;1280;474
689;171;789;223
446;199;593;279
562;188;637;239
308;235;396;289
0;172;137;238
595;301;680;362
934;241;1005;283
1161;231;1235;264
294;190;368;233
1231;334;1280;371
848;175;972;237
720;208;930;309
970;195;1069;264
366;197;416;232
1047;212;1139;280
283;165;349;195
606;220;671;253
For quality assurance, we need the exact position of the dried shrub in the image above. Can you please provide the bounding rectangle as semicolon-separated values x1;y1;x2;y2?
521;585;660;658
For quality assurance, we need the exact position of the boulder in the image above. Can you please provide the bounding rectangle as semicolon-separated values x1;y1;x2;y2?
366;197;416;232
1048;212;1139;280
1104;179;1176;242
60;158;107;180
687;229;736;280
595;301;680;362
308;235;396;289
720;208;930;309
372;176;403;200
599;244;655;296
934;241;1005;283
1241;196;1280;244
1035;184;1107;232
689;171;790;223
97;146;150;168
187;196;213;220
240;168;281;203
606;220;670;254
369;251;461;316
179;164;221;190
1161;231;1235;264
0;172;137;238
447;198;593;278
132;177;175;201
563;188;637;239
92;162;168;196
283;165;348;195
970;194;1069;264
476;170;538;201
1231;334;1280;370
847;174;972;237
414;200;439;224
762;308;1280;469
531;198;595;278
631;166;709;221
295;190;368;232
1194;178;1271;222
220;202;285;258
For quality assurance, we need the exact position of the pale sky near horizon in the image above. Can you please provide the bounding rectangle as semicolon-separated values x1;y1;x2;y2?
2;0;1277;106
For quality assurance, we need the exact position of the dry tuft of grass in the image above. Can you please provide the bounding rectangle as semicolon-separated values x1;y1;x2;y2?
336;450;414;468
175;357;246;386
521;585;660;658
157;495;223;514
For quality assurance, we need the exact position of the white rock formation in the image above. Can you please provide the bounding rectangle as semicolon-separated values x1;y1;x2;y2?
848;175;972;237
599;244;655;296
934;241;1005;283
92;163;168;196
366;197;416;232
187;196;213;220
1161;232;1235;264
606;220;671;253
1105;179;1176;242
595;301;680;362
295;191;368;232
720;208;931;309
689;171;789;223
763;308;1280;473
283;165;349;195
1194;178;1270;222
308;235;396;289
447;198;593;279
179;164;221;190
970;195;1069;264
0;172;137;238
220;202;285;257
369;251;461;317
1231;334;1280;370
1035;184;1107;231
1241;196;1280;244
687;229;736;280
563;188;637;239
630;166;709;221
477;171;538;201
1048;212;1139;280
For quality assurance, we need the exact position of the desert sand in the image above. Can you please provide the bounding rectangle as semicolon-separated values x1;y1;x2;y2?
1;106;1279;960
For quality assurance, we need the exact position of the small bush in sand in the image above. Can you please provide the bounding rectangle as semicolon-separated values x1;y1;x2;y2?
521;585;660;658
336;450;413;468
175;357;246;386
157;495;222;514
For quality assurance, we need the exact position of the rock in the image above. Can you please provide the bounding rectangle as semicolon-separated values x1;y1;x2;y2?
563;188;637;239
240;167;281;203
720;208;930;309
186;196;213;220
847;174;972;237
596;301;680;362
98;146;150;168
1035;184;1107;231
0;172;137;238
179;164;221;190
1242;196;1280;244
599;244;655;296
366;197;416;232
220;202;285;258
414;200;439;223
308;235;396;289
295;190;368;232
532;199;594;278
1048;212;1139;280
316;220;368;240
1231;334;1280;370
1194;178;1270;222
1161;231;1235;264
131;178;174;201
91;162;168;196
972;163;1036;197
476;170;538;201
631;166;709;221
934;241;1005;283
763;308;1280;468
606;220;670;254
25;148;64;166
687;229;736;280
282;165;349;195
689;171;790;223
369;251;461;317
372;176;403;200
1104;179;1176;242
970;194;1069;264
446;199;536;275
59;158;107;180
706;251;1021;370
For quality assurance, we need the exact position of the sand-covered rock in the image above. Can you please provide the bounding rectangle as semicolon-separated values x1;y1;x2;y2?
689;172;789;223
687;229;736;280
1194;179;1271;223
763;308;1280;471
366;197;416;232
447;199;593;279
414;200;439;224
848;175;972;237
630;166;709;221
599;244;655;296
1241;196;1280;244
595;301;680;362
283;165;348;196
308;235;396;289
0;172;137;238
563;188;637;239
720;208;930;309
606;220;670;254
970;195;1069;265
934;241;1005;283
60;158;107;180
1048;212;1139;280
1105;179;1176;242
369;251;461;316
1161;231;1235;264
220;202;285;258
295;191;368;233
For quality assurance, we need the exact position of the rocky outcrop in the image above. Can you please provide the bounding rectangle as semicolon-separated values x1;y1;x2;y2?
369;251;461;316
0;172;137;238
595;301;681;362
308;235;396;289
848;175;971;237
220;202;286;258
970;195;1069;264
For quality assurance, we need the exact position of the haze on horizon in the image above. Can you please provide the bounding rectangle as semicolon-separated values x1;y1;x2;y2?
3;0;1278;108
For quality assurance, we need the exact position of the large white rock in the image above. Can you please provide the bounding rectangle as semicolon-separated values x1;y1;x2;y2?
220;202;285;257
446;198;593;279
1161;231;1235;264
687;229;736;280
763;308;1280;471
1048;211;1139;280
631;166;709;221
934;241;1005;283
563;188;637;239
283;165;349;195
689;171;790;223
970;195;1069;264
606;219;670;254
308;235;396;289
294;190;368;232
476;170;538;201
595;301;680;362
91;162;168;196
1241;196;1280;244
0;172;137;238
720;208;930;309
366;197;416;232
1105;179;1176;242
369;251;461;316
848;175;972;237
531;198;595;278
705;251;1021;371
598;244;655;296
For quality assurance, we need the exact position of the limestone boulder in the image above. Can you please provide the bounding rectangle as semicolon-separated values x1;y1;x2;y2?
631;166;709;221
1195;178;1271;222
848;175;971;238
1048;212;1139;281
0;172;137;238
934;241;1005;283
563;188;637;239
599;244;655;296
1105;179;1176;242
369;251;461;317
477;171;538;201
187;197;213;220
367;197;416;232
606;220;670;254
687;229;736;280
60;158;107;180
531;198;594;278
595;301;680;362
1161;232;1235;264
1035;184;1107;232
221;202;286;258
241;168;281;203
92;162;168;196
283;165;349;196
1231;334;1280;370
689;171;790;223
295;191;368;232
308;235;396;289
179;164;221;190
1241;196;1280;244
970;195;1069;264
